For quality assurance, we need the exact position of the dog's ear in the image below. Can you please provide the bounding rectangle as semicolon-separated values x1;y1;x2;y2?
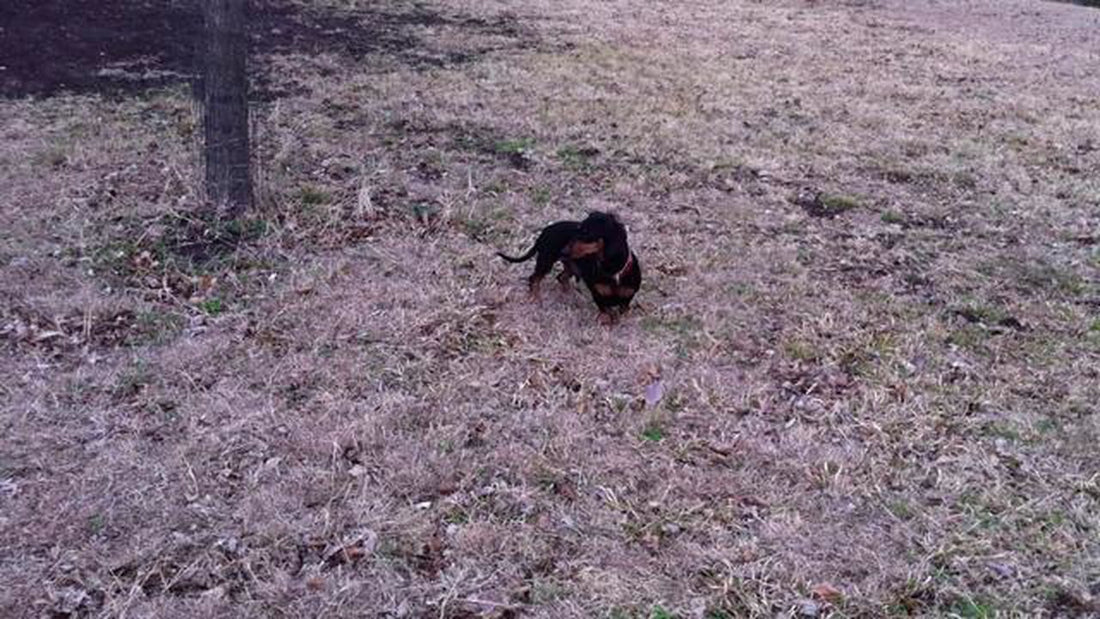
602;225;628;264
604;212;627;236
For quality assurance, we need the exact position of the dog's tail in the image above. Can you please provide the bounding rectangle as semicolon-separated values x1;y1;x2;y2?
496;246;537;263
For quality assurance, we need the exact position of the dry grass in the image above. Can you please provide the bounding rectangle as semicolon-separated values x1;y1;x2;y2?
2;0;1099;617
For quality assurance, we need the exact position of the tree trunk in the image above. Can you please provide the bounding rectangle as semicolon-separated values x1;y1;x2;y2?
203;0;251;216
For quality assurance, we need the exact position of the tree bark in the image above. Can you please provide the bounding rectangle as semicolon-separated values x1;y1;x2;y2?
203;0;251;216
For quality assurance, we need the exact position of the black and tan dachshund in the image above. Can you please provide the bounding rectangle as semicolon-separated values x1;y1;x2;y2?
564;211;642;324
497;211;641;323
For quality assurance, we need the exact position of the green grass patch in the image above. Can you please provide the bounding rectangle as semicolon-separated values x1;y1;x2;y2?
982;421;1021;442
886;578;934;616
481;179;508;195
134;310;186;345
888;499;914;521
724;281;756;297
556;144;600;169
456;204;514;243
408;201;440;223
948;170;979;190
199;298;224;316
949;597;996;618
946;325;988;352
1034;417;1060;436
494;137;535;154
299;185;331;206
88;213;271;285
642;314;705;358
443;507;469;525
958;493;1003;530
839;332;897;377
87;514;105;536
819;193;861;214
784;337;821;362
529;581;568;603
530;185;553;206
221;217;270;241
883;167;916;184
1038;509;1066;531
952;302;1008;325
983;256;1088;297
112;364;152;401
641;423;665;443
881;210;906;224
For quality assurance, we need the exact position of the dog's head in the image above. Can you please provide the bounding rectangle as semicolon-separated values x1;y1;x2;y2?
565;211;628;263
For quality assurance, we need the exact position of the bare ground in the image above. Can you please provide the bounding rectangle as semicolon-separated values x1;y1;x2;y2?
1;0;1099;617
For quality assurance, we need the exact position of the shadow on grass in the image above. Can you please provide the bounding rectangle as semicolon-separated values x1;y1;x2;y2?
0;0;531;99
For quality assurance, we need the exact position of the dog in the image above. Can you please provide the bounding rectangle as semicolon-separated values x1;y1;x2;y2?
496;219;583;295
564;211;642;324
497;212;642;324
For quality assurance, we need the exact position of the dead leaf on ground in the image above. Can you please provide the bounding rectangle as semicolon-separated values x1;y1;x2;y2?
812;582;844;603
322;529;378;569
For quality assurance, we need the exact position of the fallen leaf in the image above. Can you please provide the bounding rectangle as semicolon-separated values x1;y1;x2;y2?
322;529;378;568
811;583;843;603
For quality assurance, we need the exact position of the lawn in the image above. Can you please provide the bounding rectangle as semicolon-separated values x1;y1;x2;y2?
1;0;1098;616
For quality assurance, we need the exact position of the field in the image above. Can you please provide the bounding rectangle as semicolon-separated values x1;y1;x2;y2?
2;0;1098;616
